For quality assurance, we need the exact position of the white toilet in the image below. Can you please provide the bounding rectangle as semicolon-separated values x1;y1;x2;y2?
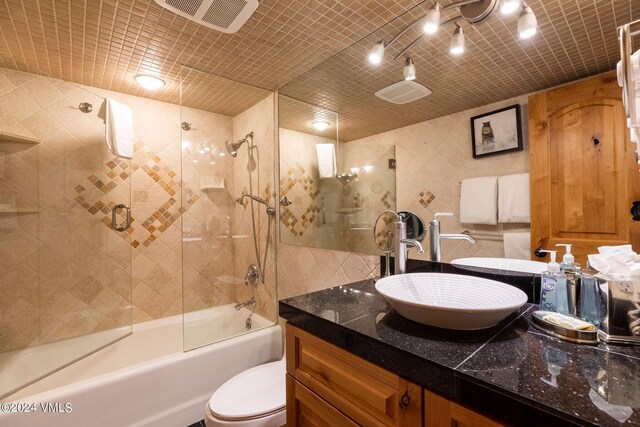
205;358;286;427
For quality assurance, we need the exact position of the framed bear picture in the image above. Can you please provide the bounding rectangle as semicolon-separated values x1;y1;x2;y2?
470;104;523;159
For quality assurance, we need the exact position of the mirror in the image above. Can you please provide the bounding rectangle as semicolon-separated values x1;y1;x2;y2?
374;210;399;252
374;210;399;277
398;211;426;242
276;0;529;264
278;95;396;254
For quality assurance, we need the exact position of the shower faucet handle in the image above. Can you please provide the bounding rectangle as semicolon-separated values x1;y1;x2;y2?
245;264;259;287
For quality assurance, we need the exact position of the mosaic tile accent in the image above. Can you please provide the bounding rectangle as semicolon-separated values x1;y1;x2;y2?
381;190;393;209
418;190;436;208
280;164;320;200
279;163;322;238
73;147;198;248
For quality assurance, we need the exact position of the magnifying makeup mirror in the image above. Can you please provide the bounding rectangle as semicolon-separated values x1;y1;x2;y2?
373;210;399;277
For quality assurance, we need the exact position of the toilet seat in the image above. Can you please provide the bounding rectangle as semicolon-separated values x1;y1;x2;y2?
207;358;286;422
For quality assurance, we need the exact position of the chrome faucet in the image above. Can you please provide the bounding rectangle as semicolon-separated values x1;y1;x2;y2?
235;296;256;311
429;213;475;262
394;221;425;274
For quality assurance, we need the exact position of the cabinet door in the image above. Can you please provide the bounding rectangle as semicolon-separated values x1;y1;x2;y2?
286;323;422;427
425;391;505;427
287;374;359;427
529;72;640;265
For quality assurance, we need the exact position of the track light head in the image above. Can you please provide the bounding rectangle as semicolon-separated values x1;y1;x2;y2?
369;41;386;64
450;25;465;55
403;57;416;81
518;5;537;39
499;0;521;15
423;2;442;34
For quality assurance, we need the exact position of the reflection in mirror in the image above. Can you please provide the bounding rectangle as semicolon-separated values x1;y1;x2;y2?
374;210;399;277
279;95;396;255
398;211;426;242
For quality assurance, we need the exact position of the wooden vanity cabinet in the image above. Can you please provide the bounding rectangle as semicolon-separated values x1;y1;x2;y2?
425;390;505;427
285;323;506;427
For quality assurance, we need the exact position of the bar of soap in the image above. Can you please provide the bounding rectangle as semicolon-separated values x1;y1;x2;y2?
541;312;596;331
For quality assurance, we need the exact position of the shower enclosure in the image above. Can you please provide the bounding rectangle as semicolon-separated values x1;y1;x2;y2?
0;72;132;398
179;67;278;351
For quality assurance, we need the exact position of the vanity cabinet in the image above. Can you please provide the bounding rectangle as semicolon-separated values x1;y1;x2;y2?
285;324;505;427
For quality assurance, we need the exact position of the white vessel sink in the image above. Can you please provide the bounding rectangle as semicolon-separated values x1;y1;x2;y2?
451;257;546;274
375;273;527;330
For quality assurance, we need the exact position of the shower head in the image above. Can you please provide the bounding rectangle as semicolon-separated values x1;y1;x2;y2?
225;132;255;157
225;139;244;157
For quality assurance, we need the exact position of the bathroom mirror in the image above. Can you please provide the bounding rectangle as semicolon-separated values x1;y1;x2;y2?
278;95;397;255
276;0;527;264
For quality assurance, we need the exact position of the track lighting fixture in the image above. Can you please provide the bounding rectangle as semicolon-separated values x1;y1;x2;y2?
366;0;538;78
499;0;521;15
423;2;441;34
517;4;537;39
449;25;464;55
369;41;386;64
403;57;416;80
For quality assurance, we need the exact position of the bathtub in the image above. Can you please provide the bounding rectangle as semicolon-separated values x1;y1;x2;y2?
0;305;282;427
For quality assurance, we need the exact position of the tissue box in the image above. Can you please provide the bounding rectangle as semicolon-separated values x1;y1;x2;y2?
591;272;640;345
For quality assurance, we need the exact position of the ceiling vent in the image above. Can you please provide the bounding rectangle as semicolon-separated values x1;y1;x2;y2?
374;81;432;104
154;0;259;33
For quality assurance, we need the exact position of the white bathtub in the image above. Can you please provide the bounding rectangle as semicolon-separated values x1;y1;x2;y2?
0;306;282;427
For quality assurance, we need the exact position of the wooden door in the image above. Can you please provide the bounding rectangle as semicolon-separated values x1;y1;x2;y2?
529;72;640;266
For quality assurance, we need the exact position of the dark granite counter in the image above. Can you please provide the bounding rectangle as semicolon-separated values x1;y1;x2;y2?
279;263;640;427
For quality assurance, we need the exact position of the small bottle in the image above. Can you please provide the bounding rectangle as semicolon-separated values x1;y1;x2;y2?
556;244;575;272
539;250;566;313
555;244;581;316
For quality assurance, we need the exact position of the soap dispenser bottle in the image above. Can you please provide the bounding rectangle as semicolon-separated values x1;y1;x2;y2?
556;244;575;271
539;250;568;313
555;243;581;316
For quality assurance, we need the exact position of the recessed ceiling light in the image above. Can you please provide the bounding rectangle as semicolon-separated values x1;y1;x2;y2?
134;74;166;91
312;121;330;131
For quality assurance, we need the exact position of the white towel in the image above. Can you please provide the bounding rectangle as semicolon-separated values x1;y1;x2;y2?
498;173;530;223
503;232;531;260
105;98;133;159
315;144;336;178
459;176;498;225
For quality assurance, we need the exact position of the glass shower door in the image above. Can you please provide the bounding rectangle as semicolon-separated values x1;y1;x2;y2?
0;81;132;399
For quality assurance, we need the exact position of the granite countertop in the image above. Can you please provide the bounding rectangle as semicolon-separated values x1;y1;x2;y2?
279;263;640;427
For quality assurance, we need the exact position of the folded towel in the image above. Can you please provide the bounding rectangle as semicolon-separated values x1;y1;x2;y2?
498;173;530;223
315;143;336;178
503;231;531;260
459;176;498;225
105;98;133;159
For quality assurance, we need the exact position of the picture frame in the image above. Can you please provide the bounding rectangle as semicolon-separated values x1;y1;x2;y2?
470;104;523;158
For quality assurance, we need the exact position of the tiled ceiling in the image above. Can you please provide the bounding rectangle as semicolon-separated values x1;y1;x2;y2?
0;0;423;115
279;95;338;139
1;0;639;133
280;0;640;141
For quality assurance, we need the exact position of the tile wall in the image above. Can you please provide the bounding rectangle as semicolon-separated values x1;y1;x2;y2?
233;95;278;323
